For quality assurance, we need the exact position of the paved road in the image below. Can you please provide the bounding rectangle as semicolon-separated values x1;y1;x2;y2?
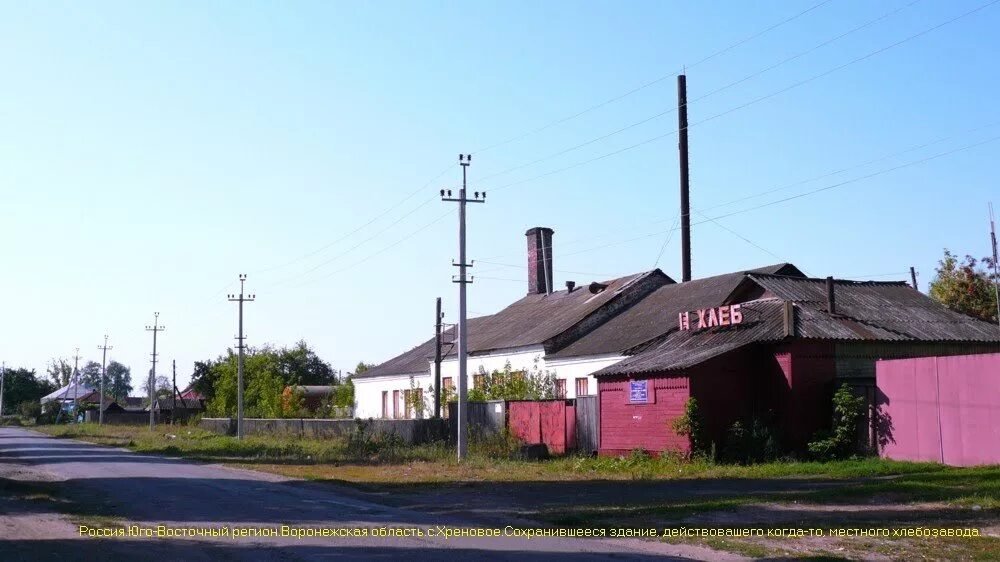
0;427;740;561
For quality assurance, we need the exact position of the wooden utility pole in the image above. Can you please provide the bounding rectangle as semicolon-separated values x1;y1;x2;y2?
990;203;1000;330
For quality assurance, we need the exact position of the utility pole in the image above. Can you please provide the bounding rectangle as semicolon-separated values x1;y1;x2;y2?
0;362;6;419
434;297;443;419
71;349;80;423
228;274;255;440
678;74;692;282
990;203;1000;331
145;313;165;430
441;154;485;461
172;360;187;411
97;335;112;425
910;267;918;291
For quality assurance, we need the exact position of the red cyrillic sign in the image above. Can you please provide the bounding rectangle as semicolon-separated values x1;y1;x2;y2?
678;304;743;331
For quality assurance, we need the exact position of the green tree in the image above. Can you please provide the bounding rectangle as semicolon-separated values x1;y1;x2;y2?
189;360;218;402
142;375;171;400
353;361;374;376
106;361;133;401
206;347;285;418
278;341;336;385
468;359;555;401
46;358;73;386
1;367;56;413
78;361;102;389
929;249;999;323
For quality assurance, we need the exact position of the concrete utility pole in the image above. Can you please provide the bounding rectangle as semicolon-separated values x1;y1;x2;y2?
0;362;6;419
434;297;443;419
990;203;1000;331
228;274;255;440
97;335;113;425
145;313;165;430
441;154;485;461
910;267;918;291
678;74;692;282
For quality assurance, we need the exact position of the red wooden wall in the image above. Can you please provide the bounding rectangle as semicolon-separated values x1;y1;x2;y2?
597;375;690;457
507;400;576;454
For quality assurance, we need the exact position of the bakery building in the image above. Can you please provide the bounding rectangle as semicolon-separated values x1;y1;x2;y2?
593;274;1000;455
355;226;1000;455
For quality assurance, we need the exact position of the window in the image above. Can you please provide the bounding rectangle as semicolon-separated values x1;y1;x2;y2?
442;377;454;390
575;377;589;397
381;391;389;418
392;390;400;419
473;374;485;389
404;389;413;419
555;379;566;399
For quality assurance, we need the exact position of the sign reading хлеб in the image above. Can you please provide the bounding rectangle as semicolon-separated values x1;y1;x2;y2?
678;304;743;331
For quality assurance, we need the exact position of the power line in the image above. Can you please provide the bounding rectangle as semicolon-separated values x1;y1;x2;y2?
692;208;781;259
252;164;455;276
478;0;920;183
267;195;439;287
482;0;1000;194
484;133;1000;266
470;0;833;155
294;208;457;287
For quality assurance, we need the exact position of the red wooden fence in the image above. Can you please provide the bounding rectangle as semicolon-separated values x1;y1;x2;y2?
507;400;577;454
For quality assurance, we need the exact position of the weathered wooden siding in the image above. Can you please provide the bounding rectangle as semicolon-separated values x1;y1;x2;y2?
598;375;690;456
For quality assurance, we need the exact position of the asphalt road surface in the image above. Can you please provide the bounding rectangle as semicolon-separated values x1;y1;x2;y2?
0;427;742;561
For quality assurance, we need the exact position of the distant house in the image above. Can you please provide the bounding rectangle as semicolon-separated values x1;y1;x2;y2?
121;397;146;412
40;383;114;407
153;396;204;414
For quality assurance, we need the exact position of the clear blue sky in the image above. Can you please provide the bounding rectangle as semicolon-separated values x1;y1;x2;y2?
1;1;997;391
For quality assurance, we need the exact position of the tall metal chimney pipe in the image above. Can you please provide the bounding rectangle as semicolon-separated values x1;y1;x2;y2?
826;276;836;315
678;74;691;282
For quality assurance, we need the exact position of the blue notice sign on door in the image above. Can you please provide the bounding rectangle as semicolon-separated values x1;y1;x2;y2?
629;380;648;404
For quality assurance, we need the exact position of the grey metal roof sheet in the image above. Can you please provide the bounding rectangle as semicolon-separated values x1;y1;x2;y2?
358;271;670;379
548;264;801;359
595;299;787;376
747;274;1000;342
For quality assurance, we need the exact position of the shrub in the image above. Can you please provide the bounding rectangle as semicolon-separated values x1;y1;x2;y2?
344;419;405;463
18;401;42;420
808;384;866;461
722;418;782;464
671;397;710;459
470;426;522;459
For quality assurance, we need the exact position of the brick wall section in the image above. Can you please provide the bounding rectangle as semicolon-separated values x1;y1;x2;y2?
598;375;690;456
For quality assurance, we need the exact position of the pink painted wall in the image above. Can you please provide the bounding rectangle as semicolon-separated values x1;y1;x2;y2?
508;400;573;454
877;353;1000;467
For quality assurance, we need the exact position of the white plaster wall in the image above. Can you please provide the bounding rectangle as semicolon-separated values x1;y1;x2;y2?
354;347;627;418
353;370;433;419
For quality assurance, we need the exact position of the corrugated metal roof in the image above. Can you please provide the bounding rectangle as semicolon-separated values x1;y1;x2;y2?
595;300;787;375
548;264;801;359
747;274;1000;342
358;270;672;379
40;383;97;403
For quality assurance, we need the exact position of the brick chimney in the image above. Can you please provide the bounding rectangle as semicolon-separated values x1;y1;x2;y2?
526;227;554;294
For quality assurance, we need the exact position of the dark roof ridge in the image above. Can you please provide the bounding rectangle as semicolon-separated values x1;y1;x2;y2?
748;272;911;286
